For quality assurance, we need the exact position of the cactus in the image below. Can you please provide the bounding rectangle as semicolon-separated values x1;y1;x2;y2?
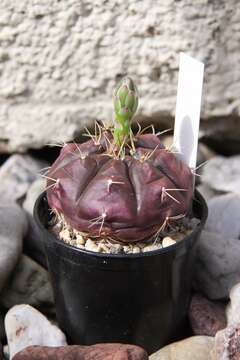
46;77;193;243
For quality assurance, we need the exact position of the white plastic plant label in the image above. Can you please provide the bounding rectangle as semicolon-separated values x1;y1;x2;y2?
173;53;204;170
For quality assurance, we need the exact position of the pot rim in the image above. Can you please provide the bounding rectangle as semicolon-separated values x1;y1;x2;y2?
34;190;208;259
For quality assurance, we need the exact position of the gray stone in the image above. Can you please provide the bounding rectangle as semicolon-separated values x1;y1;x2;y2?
0;1;239;152
149;336;214;360
0;204;28;292
5;305;67;359
23;178;46;215
1;255;54;313
196;183;217;203
202;156;240;195
194;194;240;300
205;194;240;239
194;231;240;300
23;178;47;267
0;155;46;203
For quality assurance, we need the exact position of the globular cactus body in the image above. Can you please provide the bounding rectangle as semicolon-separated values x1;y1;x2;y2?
47;77;193;243
47;131;193;242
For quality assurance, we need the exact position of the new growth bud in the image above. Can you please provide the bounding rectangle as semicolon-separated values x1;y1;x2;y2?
113;77;138;146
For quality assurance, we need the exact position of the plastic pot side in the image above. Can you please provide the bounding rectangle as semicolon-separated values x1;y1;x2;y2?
34;190;207;354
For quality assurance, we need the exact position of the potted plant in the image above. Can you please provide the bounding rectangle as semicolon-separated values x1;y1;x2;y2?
34;77;207;354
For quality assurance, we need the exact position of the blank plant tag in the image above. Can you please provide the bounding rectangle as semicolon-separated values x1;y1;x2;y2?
173;53;204;170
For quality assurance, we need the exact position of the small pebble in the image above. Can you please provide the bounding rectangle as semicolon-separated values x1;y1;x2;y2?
110;244;122;254
142;244;161;252
162;237;176;247
76;234;85;245
59;229;71;242
132;246;140;254
98;243;109;253
85;239;99;252
76;244;85;249
123;245;131;253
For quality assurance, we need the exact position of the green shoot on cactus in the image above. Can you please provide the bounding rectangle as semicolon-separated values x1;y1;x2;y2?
113;77;138;148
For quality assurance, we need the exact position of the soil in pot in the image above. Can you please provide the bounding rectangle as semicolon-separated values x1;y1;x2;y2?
49;214;200;254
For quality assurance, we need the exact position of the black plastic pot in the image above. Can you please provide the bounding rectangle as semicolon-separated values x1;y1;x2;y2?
34;190;207;354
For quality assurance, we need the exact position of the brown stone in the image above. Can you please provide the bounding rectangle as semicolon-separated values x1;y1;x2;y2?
12;343;148;360
189;293;226;336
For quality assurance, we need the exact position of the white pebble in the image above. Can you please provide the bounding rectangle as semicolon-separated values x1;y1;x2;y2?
76;234;85;245
142;244;161;252
59;228;71;242
162;237;176;247
123;245;131;253
132;246;140;253
111;244;122;254
98;243;110;253
76;244;84;249
85;239;99;252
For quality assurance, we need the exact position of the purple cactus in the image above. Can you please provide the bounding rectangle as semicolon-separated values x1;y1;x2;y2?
46;130;193;242
46;77;193;243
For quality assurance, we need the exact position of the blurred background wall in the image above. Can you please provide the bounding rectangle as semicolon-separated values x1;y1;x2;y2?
0;0;239;154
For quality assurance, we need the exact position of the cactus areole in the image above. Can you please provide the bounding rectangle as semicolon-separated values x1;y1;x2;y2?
46;77;193;243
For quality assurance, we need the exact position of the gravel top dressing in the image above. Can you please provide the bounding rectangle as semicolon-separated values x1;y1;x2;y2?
50;216;199;254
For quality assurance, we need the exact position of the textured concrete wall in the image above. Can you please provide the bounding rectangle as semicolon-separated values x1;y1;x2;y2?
0;0;239;152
